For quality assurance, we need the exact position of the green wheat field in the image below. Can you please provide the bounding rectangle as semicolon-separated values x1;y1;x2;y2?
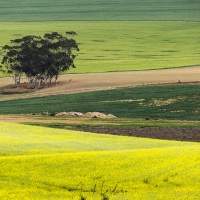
0;21;199;76
0;0;199;22
0;0;200;75
0;85;199;121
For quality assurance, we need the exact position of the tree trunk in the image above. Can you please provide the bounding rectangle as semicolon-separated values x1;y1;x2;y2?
18;75;21;84
49;78;52;86
55;75;59;85
13;75;17;85
28;77;30;84
34;77;37;87
38;79;41;88
45;76;48;85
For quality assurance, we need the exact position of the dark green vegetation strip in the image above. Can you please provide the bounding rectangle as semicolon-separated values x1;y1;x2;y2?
0;84;199;120
23;119;200;129
0;0;199;21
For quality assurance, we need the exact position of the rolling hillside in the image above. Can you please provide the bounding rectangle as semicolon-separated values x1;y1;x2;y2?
0;122;199;199
0;1;199;74
0;21;199;75
0;84;199;120
0;0;199;21
0;1;199;199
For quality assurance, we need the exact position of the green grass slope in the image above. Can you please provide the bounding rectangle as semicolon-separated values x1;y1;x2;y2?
0;22;200;73
0;122;199;199
0;84;199;120
0;21;199;75
0;0;199;21
0;1;199;75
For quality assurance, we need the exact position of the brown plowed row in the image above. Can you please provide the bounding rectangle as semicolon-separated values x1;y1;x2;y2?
71;127;200;142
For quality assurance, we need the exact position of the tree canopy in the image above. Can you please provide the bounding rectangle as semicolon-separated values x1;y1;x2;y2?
0;32;79;87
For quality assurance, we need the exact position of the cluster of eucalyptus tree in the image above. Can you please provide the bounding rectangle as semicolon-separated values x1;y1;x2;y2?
0;32;79;87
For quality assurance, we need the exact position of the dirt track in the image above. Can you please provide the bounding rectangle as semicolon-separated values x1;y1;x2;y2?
0;66;199;101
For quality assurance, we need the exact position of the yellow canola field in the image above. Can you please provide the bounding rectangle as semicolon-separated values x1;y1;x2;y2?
0;122;199;199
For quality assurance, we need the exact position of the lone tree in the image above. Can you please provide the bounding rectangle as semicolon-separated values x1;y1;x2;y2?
0;32;79;87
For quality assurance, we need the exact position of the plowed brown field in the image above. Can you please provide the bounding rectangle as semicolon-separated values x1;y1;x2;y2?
0;66;199;101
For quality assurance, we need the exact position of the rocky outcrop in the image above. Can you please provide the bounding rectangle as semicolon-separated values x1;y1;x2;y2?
55;111;117;118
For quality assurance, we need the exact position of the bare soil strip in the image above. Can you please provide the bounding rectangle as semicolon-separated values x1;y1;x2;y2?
0;66;199;101
71;127;200;142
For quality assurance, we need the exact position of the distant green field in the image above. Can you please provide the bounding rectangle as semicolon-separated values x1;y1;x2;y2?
0;21;199;76
0;0;199;22
0;122;199;199
0;84;199;120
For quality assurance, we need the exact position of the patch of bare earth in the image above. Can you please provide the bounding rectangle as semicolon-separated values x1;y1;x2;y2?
70;127;200;142
0;66;199;101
